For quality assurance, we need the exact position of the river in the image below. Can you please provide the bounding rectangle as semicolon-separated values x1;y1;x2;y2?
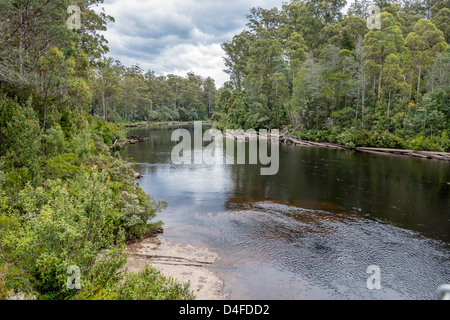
121;125;450;300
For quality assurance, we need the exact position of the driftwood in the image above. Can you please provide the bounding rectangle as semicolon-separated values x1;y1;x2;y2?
134;172;144;180
215;129;450;162
110;135;149;152
355;147;450;161
279;135;349;150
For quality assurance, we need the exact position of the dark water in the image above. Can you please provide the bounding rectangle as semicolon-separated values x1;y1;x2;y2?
122;125;450;300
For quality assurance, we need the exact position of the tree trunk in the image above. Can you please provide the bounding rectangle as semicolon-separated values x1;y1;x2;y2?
362;72;366;126
19;8;24;75
378;62;383;100
388;88;391;118
102;89;107;122
417;60;422;99
409;69;413;101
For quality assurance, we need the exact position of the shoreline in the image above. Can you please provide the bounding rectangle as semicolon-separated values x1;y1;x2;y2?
215;129;450;162
123;121;214;128
120;122;450;162
281;135;450;162
125;236;229;300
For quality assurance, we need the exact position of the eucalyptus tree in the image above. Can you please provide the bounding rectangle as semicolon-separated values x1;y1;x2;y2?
404;19;446;99
363;12;404;100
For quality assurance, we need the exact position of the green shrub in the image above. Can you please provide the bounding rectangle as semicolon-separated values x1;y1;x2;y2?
6;169;128;299
407;131;449;152
44;125;66;156
74;266;195;300
45;153;79;180
0;96;41;171
116;267;195;300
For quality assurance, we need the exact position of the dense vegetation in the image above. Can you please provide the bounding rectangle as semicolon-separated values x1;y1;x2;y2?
217;0;450;152
90;60;219;123
0;0;448;301
0;0;193;300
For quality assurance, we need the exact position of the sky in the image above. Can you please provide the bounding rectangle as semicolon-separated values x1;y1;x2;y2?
95;0;287;87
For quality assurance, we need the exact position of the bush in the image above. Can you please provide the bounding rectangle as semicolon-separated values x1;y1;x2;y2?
369;131;406;149
74;266;195;300
12;170;125;299
0;96;41;171
407;131;450;152
95;119;126;146
116;267;195;300
44;125;66;156
45;153;79;180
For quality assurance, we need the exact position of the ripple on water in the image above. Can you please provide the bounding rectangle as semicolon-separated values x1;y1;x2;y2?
198;201;449;300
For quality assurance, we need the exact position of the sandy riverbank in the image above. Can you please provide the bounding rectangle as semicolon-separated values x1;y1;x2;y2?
125;236;229;300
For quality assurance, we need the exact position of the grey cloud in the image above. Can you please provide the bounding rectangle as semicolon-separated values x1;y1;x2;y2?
98;0;283;86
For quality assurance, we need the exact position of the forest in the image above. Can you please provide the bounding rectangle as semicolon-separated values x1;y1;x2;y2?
0;0;449;300
89;0;449;152
0;0;194;300
217;0;449;151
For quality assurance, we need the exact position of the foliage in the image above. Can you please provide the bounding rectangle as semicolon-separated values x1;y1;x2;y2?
74;266;195;300
216;0;449;152
89;59;219;123
0;96;41;172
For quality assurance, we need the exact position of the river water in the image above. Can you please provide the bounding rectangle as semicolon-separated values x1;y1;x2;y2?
122;125;450;300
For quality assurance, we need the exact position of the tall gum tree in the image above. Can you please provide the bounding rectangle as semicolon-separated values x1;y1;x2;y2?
404;19;446;100
363;12;404;100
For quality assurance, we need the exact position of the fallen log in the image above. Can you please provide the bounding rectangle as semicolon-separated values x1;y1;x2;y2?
355;147;450;161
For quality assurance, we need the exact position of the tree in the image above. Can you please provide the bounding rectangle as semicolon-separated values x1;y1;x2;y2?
92;57;121;122
363;12;404;100
38;47;91;133
404;19;446;99
222;32;252;91
285;32;308;81
290;58;323;128
432;8;450;43
0;0;113;91
425;45;450;92
382;54;404;125
320;16;369;51
348;0;373;19
202;77;218;118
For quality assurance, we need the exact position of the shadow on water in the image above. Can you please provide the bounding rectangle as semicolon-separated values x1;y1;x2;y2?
122;126;450;300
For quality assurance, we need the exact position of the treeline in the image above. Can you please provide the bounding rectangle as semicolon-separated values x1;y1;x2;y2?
0;0;194;300
217;0;450;151
90;59;219;123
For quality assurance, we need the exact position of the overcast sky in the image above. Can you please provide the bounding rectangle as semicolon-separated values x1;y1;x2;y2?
95;0;286;87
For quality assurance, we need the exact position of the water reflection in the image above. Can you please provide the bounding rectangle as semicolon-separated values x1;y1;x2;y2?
122;126;450;300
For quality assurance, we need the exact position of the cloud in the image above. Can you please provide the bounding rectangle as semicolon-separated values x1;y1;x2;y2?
96;0;284;87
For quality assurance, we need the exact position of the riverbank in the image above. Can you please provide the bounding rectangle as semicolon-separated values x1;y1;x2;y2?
280;134;450;162
110;135;149;152
123;121;214;128
126;236;229;300
215;129;450;162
